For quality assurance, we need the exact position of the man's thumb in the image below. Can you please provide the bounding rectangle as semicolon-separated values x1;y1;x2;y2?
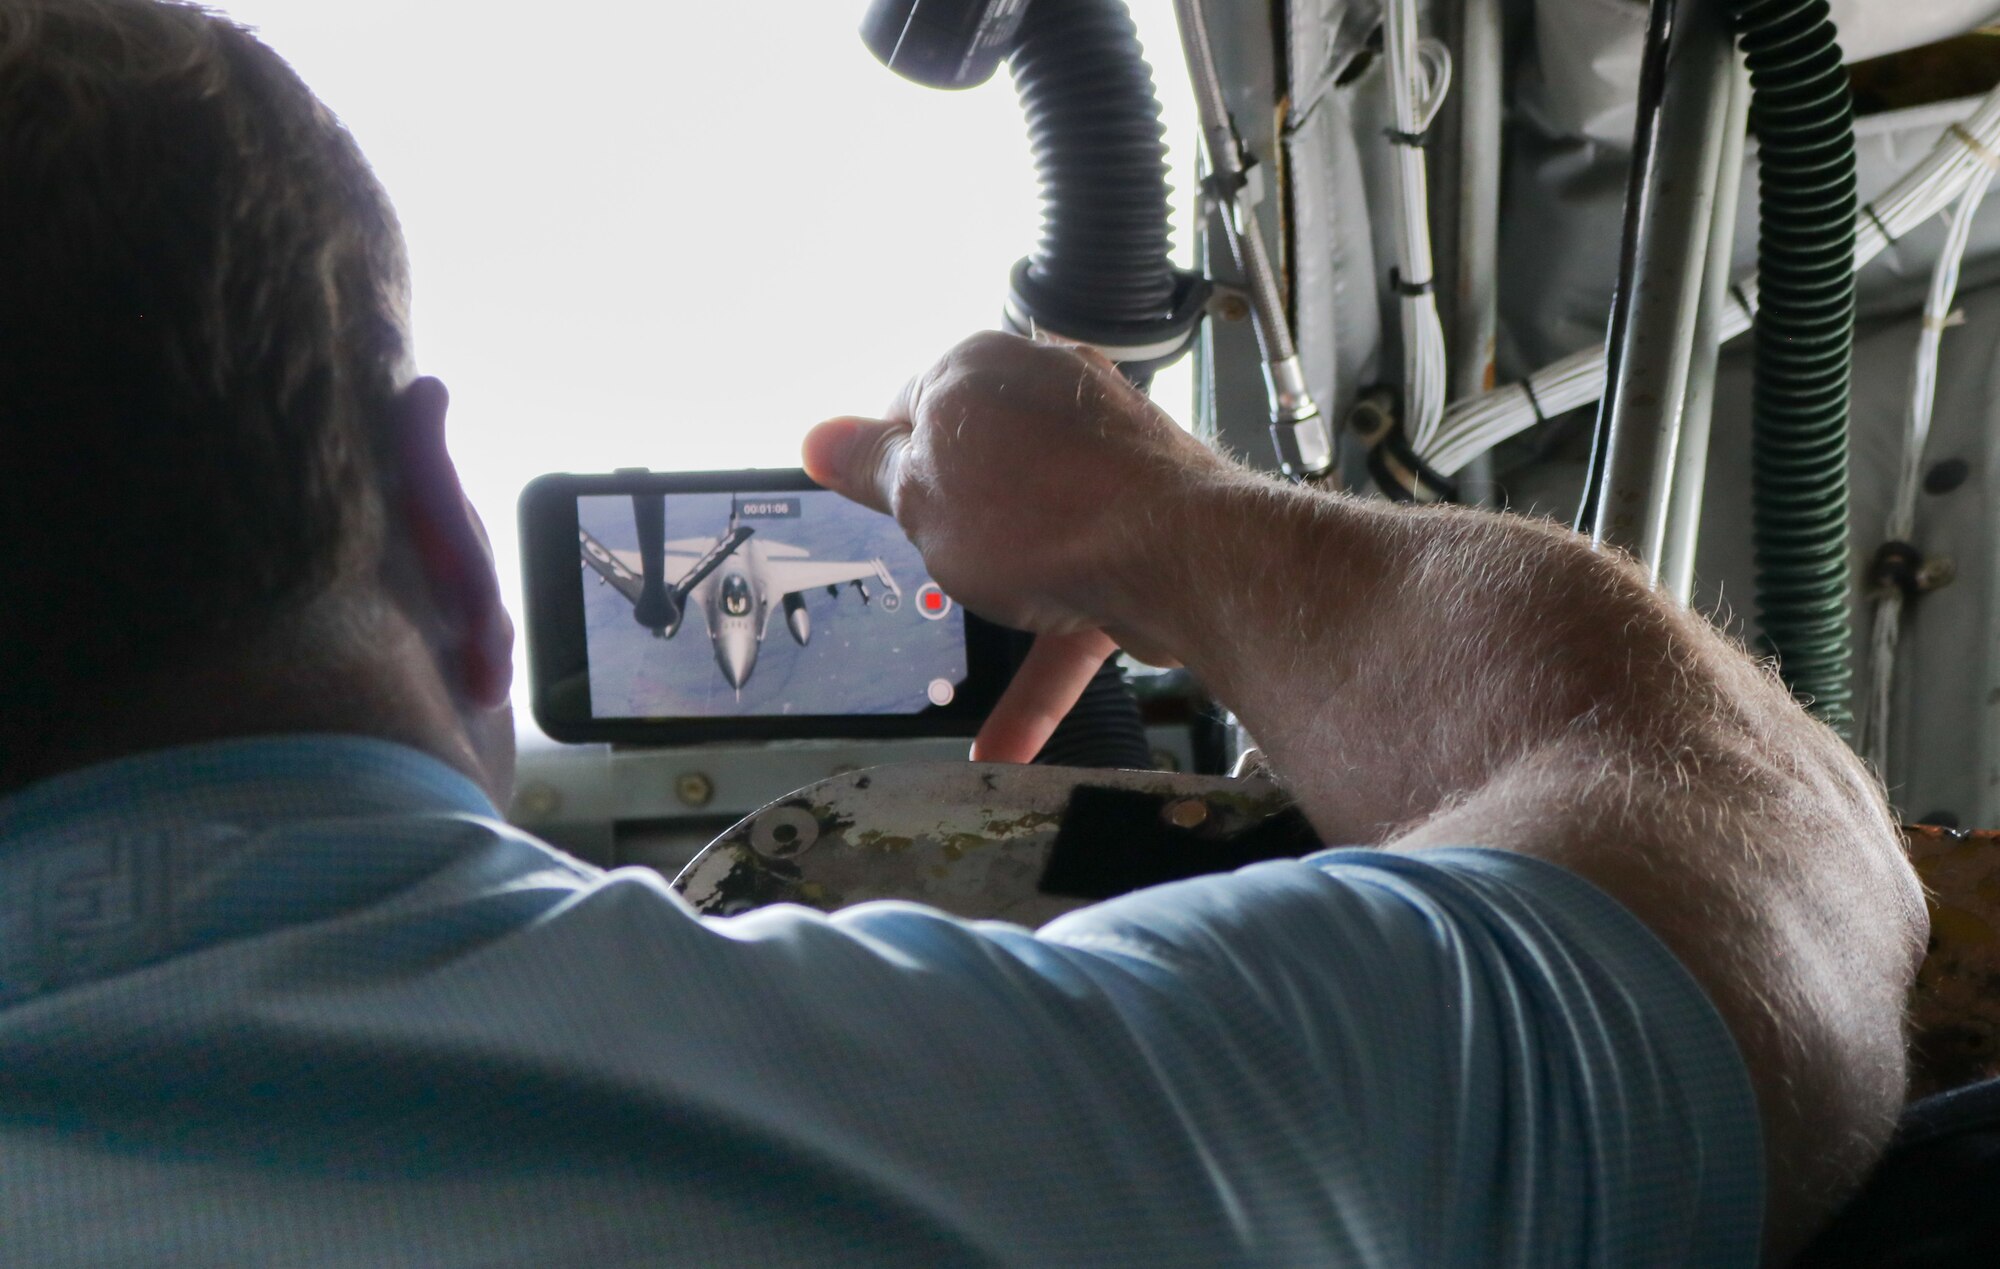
803;416;907;515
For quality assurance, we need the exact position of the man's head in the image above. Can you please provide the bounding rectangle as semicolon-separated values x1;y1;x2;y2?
0;0;513;798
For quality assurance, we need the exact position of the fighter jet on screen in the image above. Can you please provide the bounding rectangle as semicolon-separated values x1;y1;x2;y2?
580;493;902;694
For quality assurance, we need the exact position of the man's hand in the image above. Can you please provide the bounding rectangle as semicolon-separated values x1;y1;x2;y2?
803;332;1218;761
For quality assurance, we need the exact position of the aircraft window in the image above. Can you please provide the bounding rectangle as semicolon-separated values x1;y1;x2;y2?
720;575;753;618
207;1;1195;735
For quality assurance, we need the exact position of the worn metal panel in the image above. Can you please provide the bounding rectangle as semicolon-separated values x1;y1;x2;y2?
510;728;1201;871
674;762;1294;925
1908;825;2000;1097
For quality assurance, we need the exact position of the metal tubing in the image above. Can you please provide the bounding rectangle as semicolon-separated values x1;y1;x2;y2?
1448;0;1503;505
1173;0;1328;477
1585;0;1736;573
1660;62;1749;604
1576;0;1677;534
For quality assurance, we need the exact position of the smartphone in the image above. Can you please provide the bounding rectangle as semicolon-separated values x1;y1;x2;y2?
519;468;1009;744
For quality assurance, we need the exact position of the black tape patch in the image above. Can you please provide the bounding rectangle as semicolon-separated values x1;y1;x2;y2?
1037;787;1322;902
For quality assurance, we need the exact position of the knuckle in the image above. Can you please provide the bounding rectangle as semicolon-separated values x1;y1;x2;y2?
904;362;942;418
958;329;1017;359
912;351;977;420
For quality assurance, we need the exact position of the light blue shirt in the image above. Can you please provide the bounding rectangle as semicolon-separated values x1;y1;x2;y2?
0;736;1761;1266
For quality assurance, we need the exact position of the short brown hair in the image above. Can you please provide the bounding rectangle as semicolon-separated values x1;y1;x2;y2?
0;0;409;764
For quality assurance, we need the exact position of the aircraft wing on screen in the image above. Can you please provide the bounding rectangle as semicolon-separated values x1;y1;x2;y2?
579;529;701;608
579;529;643;607
765;556;898;601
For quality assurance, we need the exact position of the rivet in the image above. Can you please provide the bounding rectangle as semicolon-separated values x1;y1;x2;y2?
675;772;715;808
1916;555;1958;593
514;783;561;820
1163;798;1210;830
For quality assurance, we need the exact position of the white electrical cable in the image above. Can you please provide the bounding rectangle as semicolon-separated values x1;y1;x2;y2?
1423;83;2000;476
1382;0;1453;454
1860;169;1993;774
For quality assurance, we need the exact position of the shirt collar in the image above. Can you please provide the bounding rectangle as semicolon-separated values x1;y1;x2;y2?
0;736;517;1007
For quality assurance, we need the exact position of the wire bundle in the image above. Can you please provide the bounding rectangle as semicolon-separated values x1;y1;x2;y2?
1422;82;2000;477
1381;0;1453;454
1861;171;1993;773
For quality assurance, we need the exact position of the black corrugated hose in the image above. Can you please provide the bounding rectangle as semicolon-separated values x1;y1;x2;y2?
1007;0;1179;357
1726;0;1859;734
999;0;1174;770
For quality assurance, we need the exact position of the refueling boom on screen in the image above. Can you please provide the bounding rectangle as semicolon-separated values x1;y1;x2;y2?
580;493;902;693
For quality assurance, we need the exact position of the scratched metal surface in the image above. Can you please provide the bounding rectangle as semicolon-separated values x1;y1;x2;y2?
1907;824;2000;1097
672;763;1293;928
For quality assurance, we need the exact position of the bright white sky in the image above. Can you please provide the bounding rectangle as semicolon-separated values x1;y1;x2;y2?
205;1;1198;727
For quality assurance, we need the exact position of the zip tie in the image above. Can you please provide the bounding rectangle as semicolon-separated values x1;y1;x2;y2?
1861;201;1894;244
1350;390;1459;504
1869;540;1928;602
1948;122;2000;172
1519;376;1550;425
1384;126;1429;147
1389;268;1434;297
1729;282;1754;317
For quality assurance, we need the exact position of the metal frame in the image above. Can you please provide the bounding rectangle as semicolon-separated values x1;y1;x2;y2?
510;726;1201;873
1174;0;1329;478
1186;1;1290;471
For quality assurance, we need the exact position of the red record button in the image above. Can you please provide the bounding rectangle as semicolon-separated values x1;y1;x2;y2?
915;583;952;621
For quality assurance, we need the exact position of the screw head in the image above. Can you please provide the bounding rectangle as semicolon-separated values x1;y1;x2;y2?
1211;292;1251;322
1163;798;1210;830
514;784;562;821
1916;555;1958;593
675;772;715;808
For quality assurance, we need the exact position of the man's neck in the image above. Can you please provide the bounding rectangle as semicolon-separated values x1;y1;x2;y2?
5;613;503;805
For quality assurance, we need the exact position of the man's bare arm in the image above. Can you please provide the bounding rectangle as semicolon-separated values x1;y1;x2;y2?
806;332;1926;1261
1147;483;1922;1259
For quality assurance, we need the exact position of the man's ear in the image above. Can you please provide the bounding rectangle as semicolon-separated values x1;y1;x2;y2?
388;376;514;712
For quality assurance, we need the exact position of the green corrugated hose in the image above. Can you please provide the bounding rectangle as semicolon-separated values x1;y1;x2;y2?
1727;0;1859;735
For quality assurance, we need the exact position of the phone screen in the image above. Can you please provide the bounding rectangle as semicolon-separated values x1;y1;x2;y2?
577;489;967;720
